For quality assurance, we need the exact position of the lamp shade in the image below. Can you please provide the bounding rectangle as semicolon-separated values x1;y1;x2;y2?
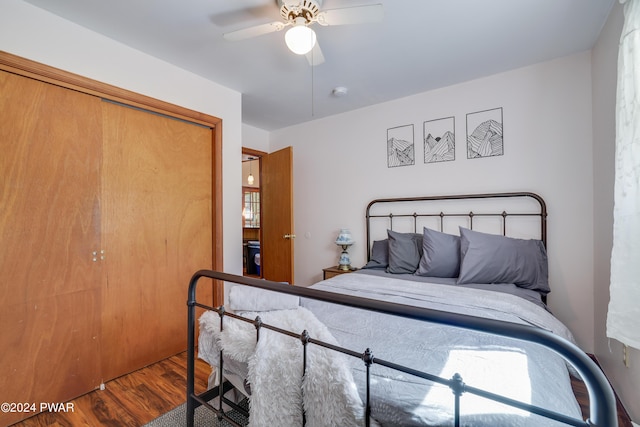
285;23;316;55
335;228;354;246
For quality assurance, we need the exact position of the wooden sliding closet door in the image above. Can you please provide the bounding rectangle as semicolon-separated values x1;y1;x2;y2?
100;101;213;380
0;71;102;426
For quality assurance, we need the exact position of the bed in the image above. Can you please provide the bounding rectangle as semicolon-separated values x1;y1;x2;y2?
187;192;617;427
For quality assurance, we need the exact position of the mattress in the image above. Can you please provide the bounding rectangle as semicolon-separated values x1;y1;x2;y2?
302;272;581;426
199;272;582;426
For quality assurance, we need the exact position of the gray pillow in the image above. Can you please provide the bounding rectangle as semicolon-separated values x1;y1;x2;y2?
362;239;389;269
416;227;461;278
457;227;550;294
386;230;423;274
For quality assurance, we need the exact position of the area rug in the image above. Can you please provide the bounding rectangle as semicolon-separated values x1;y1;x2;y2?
143;399;248;427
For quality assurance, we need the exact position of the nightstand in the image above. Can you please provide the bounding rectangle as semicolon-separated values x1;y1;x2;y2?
322;266;358;280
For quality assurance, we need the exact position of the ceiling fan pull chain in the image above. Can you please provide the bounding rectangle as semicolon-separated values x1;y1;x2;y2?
311;52;315;118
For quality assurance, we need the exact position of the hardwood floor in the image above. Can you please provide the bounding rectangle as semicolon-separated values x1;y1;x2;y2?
571;357;634;427
10;351;633;427
10;352;211;427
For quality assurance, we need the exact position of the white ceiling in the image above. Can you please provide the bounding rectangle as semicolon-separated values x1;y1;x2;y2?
24;0;614;131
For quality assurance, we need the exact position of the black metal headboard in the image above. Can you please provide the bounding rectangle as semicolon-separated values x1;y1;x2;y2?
365;192;547;262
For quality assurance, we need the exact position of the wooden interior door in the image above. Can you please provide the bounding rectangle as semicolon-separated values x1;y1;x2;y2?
261;146;294;283
0;71;103;426
100;101;213;380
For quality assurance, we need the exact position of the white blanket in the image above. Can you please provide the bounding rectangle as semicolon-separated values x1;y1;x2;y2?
228;284;300;312
199;307;376;427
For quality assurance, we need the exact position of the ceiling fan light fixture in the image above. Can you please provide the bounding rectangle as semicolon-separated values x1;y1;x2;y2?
285;20;317;55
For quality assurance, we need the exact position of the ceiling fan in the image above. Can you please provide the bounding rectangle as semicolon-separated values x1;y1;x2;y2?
223;0;383;66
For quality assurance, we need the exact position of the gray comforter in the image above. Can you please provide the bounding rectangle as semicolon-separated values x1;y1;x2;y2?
301;272;582;426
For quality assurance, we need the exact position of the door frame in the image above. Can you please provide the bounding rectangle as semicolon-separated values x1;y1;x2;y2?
242;146;296;284
0;51;224;304
242;147;267;277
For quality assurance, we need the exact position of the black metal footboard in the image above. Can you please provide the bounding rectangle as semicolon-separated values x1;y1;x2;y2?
186;270;618;427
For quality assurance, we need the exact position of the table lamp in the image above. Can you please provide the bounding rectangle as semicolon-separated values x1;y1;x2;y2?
335;228;355;271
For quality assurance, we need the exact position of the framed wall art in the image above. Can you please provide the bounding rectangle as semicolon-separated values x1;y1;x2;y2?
387;124;415;168
423;116;455;163
466;107;503;159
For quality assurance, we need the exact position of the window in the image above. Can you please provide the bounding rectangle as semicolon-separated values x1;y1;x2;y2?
242;187;260;228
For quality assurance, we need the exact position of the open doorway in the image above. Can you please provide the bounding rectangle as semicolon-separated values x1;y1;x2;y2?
242;146;295;283
242;148;265;277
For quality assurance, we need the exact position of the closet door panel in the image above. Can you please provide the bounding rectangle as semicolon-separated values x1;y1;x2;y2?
101;101;212;380
0;71;102;425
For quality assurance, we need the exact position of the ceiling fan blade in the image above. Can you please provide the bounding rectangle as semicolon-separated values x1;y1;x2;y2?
306;41;325;66
316;4;383;26
210;4;279;27
223;21;286;41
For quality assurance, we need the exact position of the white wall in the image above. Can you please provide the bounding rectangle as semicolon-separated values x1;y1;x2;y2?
243;124;270;153
592;1;640;422
270;52;596;351
0;0;244;275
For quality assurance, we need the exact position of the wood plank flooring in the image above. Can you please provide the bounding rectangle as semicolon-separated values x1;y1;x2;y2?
10;352;211;427
571;356;633;427
10;351;633;427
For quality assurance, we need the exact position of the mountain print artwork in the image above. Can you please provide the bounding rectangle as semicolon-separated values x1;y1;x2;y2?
424;132;455;163
466;108;504;159
387;124;415;167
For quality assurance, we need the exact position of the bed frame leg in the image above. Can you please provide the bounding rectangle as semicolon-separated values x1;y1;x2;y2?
450;373;465;427
186;301;196;427
186;271;202;427
362;348;374;427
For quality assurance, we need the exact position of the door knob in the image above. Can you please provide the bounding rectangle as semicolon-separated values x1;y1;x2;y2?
283;234;296;239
